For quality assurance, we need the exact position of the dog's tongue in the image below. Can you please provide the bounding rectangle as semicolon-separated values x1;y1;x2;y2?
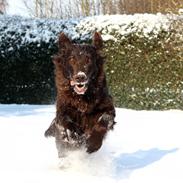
70;80;87;95
74;85;87;95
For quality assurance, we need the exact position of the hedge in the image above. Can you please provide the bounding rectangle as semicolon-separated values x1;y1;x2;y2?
104;28;183;110
0;14;183;109
0;16;77;104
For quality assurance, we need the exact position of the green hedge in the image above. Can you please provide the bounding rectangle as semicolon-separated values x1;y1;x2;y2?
0;16;77;104
104;21;183;109
0;41;56;104
0;15;183;109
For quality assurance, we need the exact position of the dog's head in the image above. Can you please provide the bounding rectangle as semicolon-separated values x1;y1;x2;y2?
54;32;103;95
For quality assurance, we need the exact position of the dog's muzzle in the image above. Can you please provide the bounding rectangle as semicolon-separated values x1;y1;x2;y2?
70;72;88;95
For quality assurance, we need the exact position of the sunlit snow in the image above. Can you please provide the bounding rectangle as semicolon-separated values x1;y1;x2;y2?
0;105;182;183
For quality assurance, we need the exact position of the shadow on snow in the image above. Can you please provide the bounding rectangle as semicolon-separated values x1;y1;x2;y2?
0;104;54;117
113;148;178;179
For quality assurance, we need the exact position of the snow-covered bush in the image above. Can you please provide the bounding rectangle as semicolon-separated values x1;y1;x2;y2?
0;14;183;109
76;14;170;41
0;15;79;104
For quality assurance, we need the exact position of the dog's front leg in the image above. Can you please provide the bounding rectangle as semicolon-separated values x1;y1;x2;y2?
44;107;75;137
98;113;116;130
44;109;75;157
86;122;107;153
86;110;115;153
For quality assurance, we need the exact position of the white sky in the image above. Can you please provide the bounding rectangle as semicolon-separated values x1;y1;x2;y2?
7;0;29;17
7;0;70;17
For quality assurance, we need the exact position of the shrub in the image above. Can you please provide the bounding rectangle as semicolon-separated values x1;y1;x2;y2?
0;15;78;104
0;14;183;109
104;29;183;110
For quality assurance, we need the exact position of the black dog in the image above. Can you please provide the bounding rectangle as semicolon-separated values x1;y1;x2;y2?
45;32;116;158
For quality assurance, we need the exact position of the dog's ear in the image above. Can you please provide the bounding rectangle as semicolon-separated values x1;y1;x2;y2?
58;32;72;51
93;32;103;50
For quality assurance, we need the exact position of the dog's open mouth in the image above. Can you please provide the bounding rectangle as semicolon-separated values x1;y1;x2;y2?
70;81;88;95
74;83;87;95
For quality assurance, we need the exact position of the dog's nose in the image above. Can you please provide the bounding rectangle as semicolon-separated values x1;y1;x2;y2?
74;72;87;83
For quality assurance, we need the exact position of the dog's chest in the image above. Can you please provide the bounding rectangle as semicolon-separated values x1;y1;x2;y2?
71;97;95;113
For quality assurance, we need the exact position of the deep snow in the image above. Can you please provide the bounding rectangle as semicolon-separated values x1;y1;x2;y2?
0;104;183;183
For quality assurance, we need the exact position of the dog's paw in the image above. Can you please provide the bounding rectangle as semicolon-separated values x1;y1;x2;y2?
86;129;104;153
86;139;102;153
98;113;115;129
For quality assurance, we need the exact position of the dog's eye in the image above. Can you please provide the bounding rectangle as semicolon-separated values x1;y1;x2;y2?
69;57;76;64
85;56;91;64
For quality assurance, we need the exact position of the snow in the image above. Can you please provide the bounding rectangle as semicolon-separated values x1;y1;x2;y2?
0;15;78;45
0;13;175;48
76;14;170;41
0;104;183;183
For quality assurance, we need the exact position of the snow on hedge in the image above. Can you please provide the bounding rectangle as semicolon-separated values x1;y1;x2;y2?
0;15;78;45
76;13;171;41
0;13;172;47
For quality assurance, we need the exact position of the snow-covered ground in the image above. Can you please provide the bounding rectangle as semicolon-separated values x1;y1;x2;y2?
0;104;183;183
